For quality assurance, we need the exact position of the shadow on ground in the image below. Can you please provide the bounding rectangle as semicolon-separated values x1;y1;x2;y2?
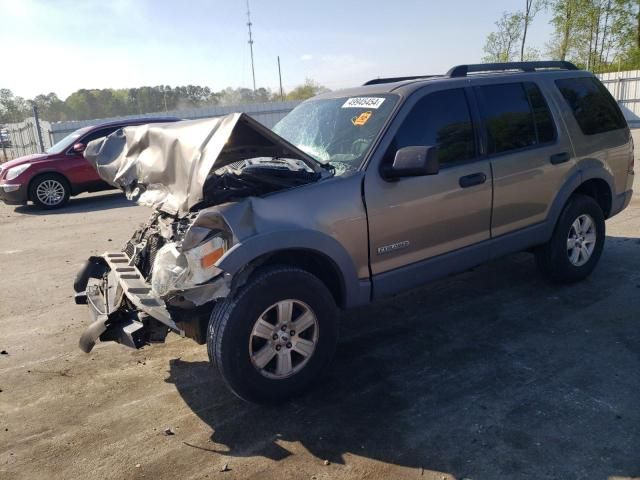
14;191;134;215
167;241;640;479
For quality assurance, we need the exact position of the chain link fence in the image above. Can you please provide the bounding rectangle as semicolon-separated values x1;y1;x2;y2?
1;117;53;162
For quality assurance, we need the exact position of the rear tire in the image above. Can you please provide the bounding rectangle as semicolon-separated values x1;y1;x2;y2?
535;194;605;283
29;174;70;209
207;266;339;404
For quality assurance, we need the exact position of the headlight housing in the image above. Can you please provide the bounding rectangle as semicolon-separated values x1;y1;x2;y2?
151;233;227;296
5;163;31;181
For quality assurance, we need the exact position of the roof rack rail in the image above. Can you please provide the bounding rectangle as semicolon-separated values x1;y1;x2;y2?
363;75;438;86
446;61;579;78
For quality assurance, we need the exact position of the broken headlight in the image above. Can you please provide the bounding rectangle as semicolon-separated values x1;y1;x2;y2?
151;233;227;296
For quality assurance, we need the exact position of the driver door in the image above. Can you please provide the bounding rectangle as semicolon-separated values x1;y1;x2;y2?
364;87;493;298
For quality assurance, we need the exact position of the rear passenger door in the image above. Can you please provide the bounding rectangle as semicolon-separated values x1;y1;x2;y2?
474;81;575;237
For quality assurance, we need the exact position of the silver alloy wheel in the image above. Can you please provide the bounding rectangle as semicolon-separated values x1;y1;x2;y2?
35;179;65;206
567;213;597;267
249;299;319;379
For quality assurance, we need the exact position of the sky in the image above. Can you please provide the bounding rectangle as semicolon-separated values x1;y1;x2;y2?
0;0;555;100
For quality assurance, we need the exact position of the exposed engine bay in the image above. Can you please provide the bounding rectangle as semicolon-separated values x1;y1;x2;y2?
75;113;330;352
197;158;322;209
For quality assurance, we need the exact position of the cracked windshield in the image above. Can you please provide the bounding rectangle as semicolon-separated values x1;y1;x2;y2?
273;94;398;175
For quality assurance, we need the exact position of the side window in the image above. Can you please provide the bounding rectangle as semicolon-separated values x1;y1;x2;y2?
555;77;626;135
79;127;118;147
477;82;556;155
390;88;476;167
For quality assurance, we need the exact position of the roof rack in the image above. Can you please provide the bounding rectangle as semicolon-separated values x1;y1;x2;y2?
363;75;438;86
362;61;580;86
446;61;579;78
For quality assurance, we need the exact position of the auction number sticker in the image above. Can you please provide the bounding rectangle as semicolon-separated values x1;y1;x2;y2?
342;97;386;109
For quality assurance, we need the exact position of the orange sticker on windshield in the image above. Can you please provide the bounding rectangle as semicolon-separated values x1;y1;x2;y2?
352;111;372;126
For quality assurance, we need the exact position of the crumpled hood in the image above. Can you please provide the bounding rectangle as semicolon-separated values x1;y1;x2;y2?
84;113;322;216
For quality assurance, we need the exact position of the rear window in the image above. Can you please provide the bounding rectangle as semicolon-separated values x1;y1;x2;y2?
555;77;626;135
476;82;556;155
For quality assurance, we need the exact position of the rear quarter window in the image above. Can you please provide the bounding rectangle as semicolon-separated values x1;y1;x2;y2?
555;77;626;135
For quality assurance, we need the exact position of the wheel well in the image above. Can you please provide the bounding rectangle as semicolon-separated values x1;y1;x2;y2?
573;178;612;218
239;249;346;309
27;172;70;201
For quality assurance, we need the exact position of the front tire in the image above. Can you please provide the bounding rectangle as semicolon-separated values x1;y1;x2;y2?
535;193;605;283
29;174;70;209
207;266;339;404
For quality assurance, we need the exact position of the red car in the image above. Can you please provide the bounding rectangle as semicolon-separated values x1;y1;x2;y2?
0;117;179;209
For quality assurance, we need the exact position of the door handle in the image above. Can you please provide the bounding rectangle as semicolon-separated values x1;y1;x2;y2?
459;172;487;188
550;152;570;164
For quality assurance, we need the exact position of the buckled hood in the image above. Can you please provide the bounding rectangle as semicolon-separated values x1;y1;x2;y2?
84;113;323;216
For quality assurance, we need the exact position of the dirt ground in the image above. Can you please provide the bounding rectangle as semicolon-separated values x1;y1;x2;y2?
1;134;640;480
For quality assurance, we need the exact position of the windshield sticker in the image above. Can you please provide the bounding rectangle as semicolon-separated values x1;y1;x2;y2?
351;111;373;126
342;97;386;109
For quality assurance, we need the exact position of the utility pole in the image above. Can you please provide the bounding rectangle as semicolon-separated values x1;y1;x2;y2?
246;0;256;92
277;56;284;101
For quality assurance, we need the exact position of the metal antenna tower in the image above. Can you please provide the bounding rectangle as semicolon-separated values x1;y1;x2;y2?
246;0;256;92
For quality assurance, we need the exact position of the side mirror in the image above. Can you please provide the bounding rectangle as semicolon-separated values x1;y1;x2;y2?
72;142;86;153
385;146;439;179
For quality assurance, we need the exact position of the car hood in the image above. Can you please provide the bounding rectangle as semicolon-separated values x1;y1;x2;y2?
84;113;323;216
1;153;50;170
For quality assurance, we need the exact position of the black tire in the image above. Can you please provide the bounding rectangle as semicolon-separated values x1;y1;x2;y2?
535;193;605;283
207;266;339;404
29;173;70;209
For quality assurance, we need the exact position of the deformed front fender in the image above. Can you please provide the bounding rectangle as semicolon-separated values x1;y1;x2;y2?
217;229;370;308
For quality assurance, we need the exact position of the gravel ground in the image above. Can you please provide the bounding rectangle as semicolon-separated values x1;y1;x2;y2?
1;133;639;480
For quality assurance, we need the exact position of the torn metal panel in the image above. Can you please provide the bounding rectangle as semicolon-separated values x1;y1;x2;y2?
84;113;323;216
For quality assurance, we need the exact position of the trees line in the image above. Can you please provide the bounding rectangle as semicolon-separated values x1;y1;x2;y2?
484;0;640;71
0;79;328;124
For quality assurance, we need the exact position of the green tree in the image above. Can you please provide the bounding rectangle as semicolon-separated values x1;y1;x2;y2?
1;80;328;123
285;79;329;101
577;0;640;71
483;12;524;62
32;92;69;121
610;0;640;68
0;89;30;123
547;0;583;60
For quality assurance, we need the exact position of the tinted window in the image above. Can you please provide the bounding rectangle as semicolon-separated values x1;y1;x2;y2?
555;77;626;135
390;89;475;166
525;83;555;144
477;82;556;154
81;127;119;145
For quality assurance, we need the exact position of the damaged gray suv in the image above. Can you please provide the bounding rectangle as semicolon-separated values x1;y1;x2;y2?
74;62;634;403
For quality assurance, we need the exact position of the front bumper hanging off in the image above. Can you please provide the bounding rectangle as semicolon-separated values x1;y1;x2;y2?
73;252;182;353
